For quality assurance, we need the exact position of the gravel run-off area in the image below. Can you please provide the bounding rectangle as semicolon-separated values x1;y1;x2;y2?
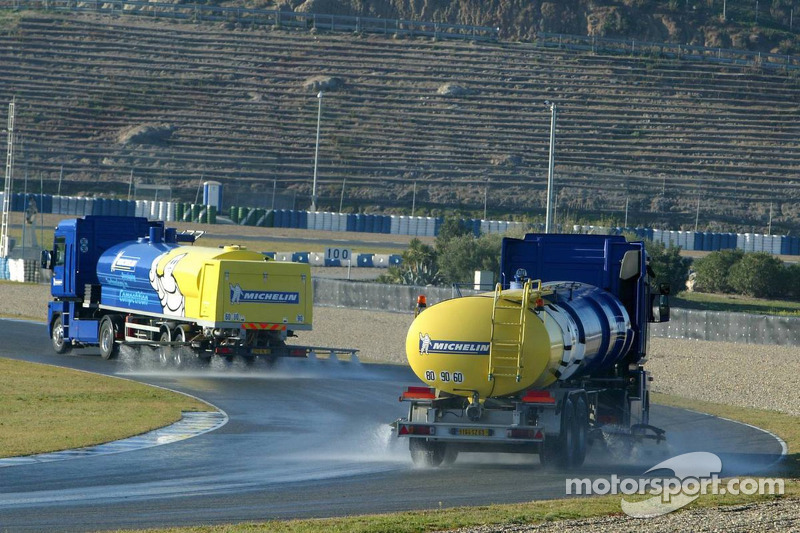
1;277;798;532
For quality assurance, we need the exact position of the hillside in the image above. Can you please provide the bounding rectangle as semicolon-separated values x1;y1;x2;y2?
254;0;799;54
0;9;798;231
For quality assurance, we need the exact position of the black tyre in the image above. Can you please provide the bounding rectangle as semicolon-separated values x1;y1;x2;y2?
573;397;589;468
442;446;459;466
409;439;446;468
172;325;199;367
99;317;118;360
540;398;576;469
50;315;71;354
158;328;172;366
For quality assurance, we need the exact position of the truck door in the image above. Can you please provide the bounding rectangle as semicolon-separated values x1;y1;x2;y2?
51;234;75;298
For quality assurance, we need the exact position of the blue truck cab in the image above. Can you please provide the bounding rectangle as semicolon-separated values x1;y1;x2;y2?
44;216;164;354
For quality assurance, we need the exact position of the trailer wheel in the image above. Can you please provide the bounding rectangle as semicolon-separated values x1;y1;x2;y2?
409;439;446;468
442;446;459;466
99;317;119;360
573;397;589;468
158;327;172;365
172;325;204;366
50;315;71;354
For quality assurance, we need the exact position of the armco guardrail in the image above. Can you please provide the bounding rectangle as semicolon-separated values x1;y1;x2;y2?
313;278;476;314
650;308;800;346
537;32;800;71
1;0;499;41
314;279;800;346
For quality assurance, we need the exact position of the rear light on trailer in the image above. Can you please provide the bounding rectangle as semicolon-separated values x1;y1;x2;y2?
398;424;436;436
507;428;544;440
215;346;234;355
400;386;436;401
521;390;555;404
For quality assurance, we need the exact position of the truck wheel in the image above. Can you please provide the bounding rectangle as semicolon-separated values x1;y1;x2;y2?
540;398;576;469
51;315;71;354
99;317;118;360
573;397;589;468
409;439;446;468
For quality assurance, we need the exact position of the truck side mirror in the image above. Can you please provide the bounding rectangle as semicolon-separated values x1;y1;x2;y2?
650;291;670;323
40;249;53;270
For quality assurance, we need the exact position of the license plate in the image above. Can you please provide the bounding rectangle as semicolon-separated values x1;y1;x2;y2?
252;348;272;355
455;428;491;437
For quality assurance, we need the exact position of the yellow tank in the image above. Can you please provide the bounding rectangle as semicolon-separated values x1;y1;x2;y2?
406;281;632;399
156;245;313;329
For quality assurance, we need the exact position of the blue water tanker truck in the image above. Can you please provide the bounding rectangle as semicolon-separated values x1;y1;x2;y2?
41;215;314;363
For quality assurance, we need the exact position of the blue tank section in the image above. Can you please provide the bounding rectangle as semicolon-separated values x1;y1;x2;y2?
96;240;181;315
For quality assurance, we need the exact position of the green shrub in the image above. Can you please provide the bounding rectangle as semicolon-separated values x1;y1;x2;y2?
727;252;786;298
786;263;800;301
692;248;745;293
645;240;691;296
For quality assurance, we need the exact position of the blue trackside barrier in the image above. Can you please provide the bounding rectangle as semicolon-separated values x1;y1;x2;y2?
291;252;309;263
792;236;800;255
694;232;705;251
262;252;276;260
324;258;341;266
346;213;356;232
389;254;402;266
355;214;365;232
357;254;374;267
381;215;392;234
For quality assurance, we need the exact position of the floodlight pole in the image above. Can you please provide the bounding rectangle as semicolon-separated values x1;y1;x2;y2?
311;91;323;211
544;101;557;233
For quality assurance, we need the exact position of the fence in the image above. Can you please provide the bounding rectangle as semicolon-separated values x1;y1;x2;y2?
0;0;499;41
312;279;800;346
536;32;800;71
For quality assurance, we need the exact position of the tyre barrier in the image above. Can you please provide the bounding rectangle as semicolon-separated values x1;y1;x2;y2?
0;191;797;256
7;258;41;283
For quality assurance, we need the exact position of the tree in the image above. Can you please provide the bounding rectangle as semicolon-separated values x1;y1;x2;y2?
377;238;442;286
728;252;786;298
644;240;690;295
436;233;502;285
692;248;745;294
435;217;473;255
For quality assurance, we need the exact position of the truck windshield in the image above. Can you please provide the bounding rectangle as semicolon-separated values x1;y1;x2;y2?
54;237;66;267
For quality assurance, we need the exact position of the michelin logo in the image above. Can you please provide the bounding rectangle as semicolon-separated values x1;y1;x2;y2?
229;284;299;304
419;333;490;355
149;253;187;317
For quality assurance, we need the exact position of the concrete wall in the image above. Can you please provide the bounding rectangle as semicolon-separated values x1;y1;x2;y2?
314;279;800;346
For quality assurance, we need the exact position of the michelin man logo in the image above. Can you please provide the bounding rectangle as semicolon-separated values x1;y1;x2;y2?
149;253;187;317
419;332;431;355
230;283;243;304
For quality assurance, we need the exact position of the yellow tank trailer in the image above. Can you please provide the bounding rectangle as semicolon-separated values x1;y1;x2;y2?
151;245;312;330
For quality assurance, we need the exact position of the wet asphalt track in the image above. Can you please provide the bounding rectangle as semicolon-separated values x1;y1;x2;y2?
0;319;786;532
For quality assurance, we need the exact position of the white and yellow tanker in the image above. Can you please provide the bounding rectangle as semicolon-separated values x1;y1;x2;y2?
394;233;670;469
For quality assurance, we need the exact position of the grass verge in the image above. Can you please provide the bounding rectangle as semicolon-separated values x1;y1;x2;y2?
119;393;798;533
673;291;800;316
0;357;212;458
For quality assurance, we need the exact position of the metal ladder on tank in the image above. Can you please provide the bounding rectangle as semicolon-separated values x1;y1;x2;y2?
487;279;533;383
1;100;15;259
